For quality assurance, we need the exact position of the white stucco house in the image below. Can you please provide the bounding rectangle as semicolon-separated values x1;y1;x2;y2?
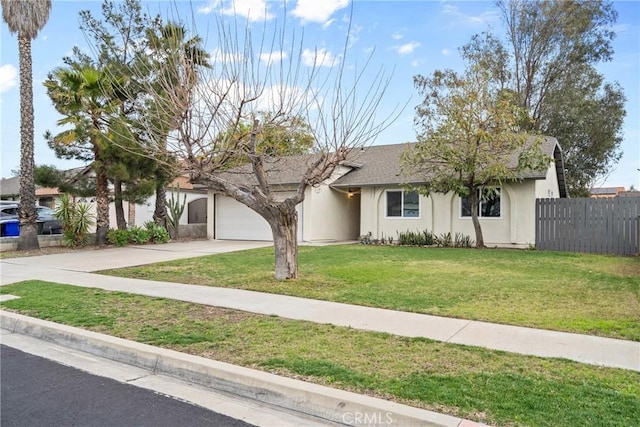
204;137;567;248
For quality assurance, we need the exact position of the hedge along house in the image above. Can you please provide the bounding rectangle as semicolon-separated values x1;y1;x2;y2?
204;136;567;247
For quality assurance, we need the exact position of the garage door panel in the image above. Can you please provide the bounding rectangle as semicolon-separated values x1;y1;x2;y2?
216;197;271;240
216;195;302;241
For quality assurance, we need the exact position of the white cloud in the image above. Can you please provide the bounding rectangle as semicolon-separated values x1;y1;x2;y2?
210;48;244;64
322;18;336;29
441;49;452;56
259;51;287;65
198;0;274;22
396;41;421;56
301;48;339;67
292;0;350;24
197;0;220;14
0;64;18;93
347;24;363;48
611;23;631;35
441;4;500;27
391;32;403;41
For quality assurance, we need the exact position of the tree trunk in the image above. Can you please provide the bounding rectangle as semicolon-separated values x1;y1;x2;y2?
114;177;127;230
95;168;110;245
268;206;298;280
153;181;167;228
16;34;39;251
470;187;485;248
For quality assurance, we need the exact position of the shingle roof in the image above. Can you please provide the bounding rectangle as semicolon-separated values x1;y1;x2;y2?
589;187;624;195
332;136;562;187
203;136;567;197
0;176;20;197
211;153;327;188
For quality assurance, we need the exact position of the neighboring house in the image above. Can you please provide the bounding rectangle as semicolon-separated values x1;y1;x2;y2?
204;136;567;247
132;176;207;228
1;172;207;231
589;186;626;198
0;177;20;201
617;190;640;198
1;176;61;208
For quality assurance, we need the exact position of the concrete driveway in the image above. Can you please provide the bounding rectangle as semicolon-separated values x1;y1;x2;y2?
0;240;271;285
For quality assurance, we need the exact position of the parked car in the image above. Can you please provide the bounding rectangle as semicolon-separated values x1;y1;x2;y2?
0;203;62;235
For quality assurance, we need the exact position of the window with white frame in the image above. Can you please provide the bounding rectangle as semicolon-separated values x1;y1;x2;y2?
461;187;501;218
386;190;419;218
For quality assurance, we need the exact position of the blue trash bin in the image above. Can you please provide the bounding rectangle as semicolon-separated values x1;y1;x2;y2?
1;220;20;237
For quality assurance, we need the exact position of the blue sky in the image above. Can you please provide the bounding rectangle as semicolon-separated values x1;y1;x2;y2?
1;0;638;189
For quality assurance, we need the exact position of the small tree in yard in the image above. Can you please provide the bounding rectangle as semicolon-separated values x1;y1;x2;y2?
403;64;550;248
107;10;400;279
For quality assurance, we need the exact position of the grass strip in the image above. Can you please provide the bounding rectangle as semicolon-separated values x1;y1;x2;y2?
100;245;640;340
2;281;639;426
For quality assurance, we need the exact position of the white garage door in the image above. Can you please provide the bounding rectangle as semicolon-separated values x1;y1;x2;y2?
215;195;302;241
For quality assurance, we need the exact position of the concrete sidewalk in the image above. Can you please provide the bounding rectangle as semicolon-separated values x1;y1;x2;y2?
1;240;638;372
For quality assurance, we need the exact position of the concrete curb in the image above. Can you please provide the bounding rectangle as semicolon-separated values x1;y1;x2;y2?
1;311;483;427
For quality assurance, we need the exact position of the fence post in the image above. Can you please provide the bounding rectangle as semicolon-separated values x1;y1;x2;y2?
637;214;640;256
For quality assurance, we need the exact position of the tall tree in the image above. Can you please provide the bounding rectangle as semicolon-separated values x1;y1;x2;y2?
461;0;625;195
1;0;51;250
405;65;550;247
142;21;210;228
76;0;161;229
117;12;398;279
44;63;118;245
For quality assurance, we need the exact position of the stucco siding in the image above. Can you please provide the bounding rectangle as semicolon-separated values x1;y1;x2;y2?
364;182;539;247
535;161;560;199
304;186;360;241
360;187;432;240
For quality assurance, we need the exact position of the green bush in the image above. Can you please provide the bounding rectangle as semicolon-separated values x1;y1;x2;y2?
144;221;170;244
454;232;474;248
107;228;129;247
128;226;151;244
55;194;95;247
435;232;452;247
397;229;436;246
397;230;473;248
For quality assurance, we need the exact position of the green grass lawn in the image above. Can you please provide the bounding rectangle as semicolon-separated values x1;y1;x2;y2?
100;245;640;341
1;281;638;427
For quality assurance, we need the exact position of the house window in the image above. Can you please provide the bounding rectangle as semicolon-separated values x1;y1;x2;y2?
386;190;419;218
461;187;501;218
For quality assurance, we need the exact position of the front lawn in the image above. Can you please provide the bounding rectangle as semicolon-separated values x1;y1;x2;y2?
1;281;638;427
100;245;640;341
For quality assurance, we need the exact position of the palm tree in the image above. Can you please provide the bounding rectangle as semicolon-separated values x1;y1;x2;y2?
44;63;118;245
144;22;209;228
1;0;51;250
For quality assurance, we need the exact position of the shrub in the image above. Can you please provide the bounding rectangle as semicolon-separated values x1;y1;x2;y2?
128;225;151;244
435;232;452;247
55;194;94;247
454;232;474;248
107;228;129;247
397;229;436;246
145;221;170;244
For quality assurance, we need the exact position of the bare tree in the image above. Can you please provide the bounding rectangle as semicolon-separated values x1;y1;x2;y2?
111;11;399;279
